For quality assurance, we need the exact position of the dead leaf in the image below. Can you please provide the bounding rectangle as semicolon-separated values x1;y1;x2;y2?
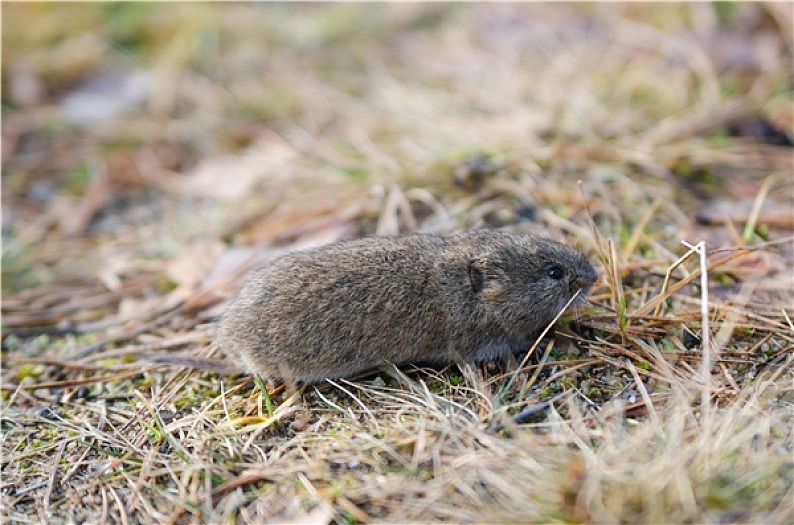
164;239;225;291
172;134;298;200
60;171;113;236
60;70;152;124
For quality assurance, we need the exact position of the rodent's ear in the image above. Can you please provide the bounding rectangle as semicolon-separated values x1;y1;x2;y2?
469;256;507;297
468;259;485;293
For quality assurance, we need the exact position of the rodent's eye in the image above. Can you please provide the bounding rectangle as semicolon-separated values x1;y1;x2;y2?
547;266;564;280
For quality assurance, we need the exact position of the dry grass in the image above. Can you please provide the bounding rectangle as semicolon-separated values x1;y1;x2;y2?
2;3;793;524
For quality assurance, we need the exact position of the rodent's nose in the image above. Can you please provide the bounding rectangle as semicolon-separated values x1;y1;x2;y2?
576;266;599;289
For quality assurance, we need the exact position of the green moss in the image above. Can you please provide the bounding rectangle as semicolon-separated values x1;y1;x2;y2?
713;2;738;26
65;163;93;196
448;374;465;387
17;364;46;381
708;129;732;148
338;509;359;525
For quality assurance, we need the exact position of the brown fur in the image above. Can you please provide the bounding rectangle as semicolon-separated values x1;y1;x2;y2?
216;230;598;383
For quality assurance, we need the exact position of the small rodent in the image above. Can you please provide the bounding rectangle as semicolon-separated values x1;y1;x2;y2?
216;230;598;383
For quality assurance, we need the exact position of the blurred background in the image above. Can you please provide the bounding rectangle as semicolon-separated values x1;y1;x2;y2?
2;6;793;523
3;2;792;309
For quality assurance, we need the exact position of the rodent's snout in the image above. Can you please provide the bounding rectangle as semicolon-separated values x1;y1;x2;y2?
575;263;600;290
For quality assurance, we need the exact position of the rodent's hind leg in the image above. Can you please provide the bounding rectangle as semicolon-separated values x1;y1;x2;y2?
274;363;303;397
469;338;522;363
509;332;554;363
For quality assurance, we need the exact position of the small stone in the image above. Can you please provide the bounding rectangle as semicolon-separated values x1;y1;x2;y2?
289;419;309;432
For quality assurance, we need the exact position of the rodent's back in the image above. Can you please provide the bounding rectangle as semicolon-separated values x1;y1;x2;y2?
218;235;460;382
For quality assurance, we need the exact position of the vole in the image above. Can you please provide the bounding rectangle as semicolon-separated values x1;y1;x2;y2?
215;230;598;383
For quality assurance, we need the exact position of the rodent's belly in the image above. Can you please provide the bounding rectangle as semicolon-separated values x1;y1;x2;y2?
470;334;534;362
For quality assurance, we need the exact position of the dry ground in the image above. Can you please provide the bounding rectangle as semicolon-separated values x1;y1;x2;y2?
2;3;793;524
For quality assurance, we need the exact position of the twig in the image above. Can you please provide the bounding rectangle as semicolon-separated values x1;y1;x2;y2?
742;174;777;243
782;309;794;333
70;302;184;360
43;440;67;516
626;360;660;427
2;369;160;392
491;391;570;432
709;236;794;253
517;340;554;400
500;290;583;401
652;244;698;317
681;240;712;426
623;198;661;258
634;250;750;317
